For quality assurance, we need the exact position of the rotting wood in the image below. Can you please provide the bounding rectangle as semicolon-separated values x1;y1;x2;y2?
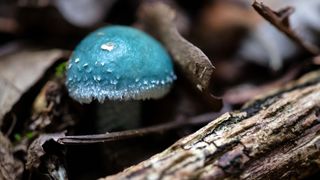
101;70;320;180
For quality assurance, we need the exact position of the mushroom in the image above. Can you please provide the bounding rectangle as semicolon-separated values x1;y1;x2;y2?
65;25;176;132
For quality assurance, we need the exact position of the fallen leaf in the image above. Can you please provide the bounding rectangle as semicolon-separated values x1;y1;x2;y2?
138;2;215;94
26;132;65;170
0;48;69;126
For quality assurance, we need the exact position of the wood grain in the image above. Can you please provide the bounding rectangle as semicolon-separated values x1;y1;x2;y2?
101;70;320;180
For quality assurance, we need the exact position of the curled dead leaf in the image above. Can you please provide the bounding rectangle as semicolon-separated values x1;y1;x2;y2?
0;48;70;127
26;132;65;170
138;2;215;94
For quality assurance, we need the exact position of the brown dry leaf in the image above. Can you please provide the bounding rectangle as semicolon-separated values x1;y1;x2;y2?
0;48;69;126
26;132;65;170
0;132;23;180
138;2;215;94
30;80;66;131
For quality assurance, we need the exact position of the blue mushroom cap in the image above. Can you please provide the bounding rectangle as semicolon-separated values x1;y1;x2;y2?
65;25;176;103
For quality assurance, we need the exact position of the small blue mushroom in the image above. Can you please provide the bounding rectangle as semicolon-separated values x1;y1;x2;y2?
66;25;176;104
65;25;176;132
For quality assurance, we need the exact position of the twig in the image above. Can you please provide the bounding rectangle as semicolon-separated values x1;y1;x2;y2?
252;1;320;56
4;113;17;137
57;112;221;145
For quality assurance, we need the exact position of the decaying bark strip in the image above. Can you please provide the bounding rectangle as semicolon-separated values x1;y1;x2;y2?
102;70;320;180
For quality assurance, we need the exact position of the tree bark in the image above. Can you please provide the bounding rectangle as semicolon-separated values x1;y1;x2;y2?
101;70;320;180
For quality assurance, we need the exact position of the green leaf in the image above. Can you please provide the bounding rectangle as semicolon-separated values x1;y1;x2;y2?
55;61;67;78
26;131;36;139
14;133;22;141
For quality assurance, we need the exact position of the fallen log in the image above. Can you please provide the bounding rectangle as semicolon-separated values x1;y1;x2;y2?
101;70;320;180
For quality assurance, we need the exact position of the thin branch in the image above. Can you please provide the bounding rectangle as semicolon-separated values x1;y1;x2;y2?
252;1;320;55
4;113;17;137
58;112;222;145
